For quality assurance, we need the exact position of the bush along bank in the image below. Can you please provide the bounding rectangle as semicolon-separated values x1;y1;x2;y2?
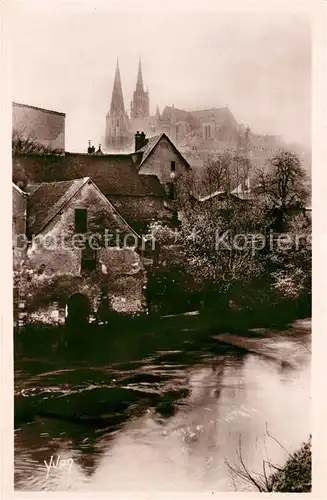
226;436;311;492
270;436;311;492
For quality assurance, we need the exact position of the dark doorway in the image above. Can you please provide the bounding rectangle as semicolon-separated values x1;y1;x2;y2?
66;293;91;328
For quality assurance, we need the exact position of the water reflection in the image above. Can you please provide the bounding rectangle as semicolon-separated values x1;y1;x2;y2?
14;321;310;492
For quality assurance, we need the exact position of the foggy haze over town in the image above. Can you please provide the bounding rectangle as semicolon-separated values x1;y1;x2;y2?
11;2;311;152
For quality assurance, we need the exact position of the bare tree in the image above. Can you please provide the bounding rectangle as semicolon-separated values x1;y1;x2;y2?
199;152;252;198
225;430;311;493
12;129;63;156
254;150;308;212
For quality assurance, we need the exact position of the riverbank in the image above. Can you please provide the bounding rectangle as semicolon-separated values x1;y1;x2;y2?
14;305;311;356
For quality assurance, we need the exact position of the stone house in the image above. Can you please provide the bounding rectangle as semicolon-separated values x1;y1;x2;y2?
12;131;192;324
18;177;147;324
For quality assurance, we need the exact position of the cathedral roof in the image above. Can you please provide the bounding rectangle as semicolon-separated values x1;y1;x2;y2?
189;107;237;126
161;105;238;129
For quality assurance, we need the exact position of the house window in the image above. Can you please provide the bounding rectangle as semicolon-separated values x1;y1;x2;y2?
170;161;176;172
81;247;97;272
75;208;87;233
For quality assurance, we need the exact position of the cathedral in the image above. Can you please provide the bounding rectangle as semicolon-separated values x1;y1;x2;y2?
104;59;292;174
105;59;153;152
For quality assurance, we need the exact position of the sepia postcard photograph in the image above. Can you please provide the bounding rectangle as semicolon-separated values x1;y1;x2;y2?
1;0;326;497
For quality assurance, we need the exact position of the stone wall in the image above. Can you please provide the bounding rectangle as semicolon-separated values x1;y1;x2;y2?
13;184;27;269
13;102;65;152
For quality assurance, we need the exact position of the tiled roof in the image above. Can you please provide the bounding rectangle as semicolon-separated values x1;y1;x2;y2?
136;134;163;165
197;191;246;206
197;177;251;202
25;183;40;195
108;195;173;230
139;174;166;195
13;154;165;197
27;178;89;235
197;189;225;202
27;177;141;238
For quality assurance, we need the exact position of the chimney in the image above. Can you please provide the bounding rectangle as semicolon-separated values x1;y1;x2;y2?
96;144;103;155
135;130;146;151
87;140;92;155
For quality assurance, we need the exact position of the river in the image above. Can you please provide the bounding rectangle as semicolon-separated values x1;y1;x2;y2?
14;317;311;492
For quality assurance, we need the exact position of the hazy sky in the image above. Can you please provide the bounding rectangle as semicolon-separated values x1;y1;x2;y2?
11;1;311;152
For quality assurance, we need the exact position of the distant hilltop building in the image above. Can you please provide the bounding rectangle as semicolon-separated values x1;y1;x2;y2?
103;59;294;171
12;102;65;153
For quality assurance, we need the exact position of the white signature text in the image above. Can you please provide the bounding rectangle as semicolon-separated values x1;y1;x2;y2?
44;455;74;478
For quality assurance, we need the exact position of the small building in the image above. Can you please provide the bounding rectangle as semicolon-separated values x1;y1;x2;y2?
20;177;146;324
133;131;191;194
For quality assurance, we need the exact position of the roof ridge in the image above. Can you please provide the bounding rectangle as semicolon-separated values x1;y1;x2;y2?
12;182;28;196
138;133;165;166
13;101;66;117
33;177;89;185
198;190;225;202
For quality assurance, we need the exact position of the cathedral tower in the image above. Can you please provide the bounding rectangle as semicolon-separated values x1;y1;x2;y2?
130;59;149;119
105;60;131;151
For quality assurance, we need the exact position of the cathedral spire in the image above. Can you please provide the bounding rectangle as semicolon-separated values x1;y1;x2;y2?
131;57;149;119
110;59;125;115
105;59;130;151
136;57;144;91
